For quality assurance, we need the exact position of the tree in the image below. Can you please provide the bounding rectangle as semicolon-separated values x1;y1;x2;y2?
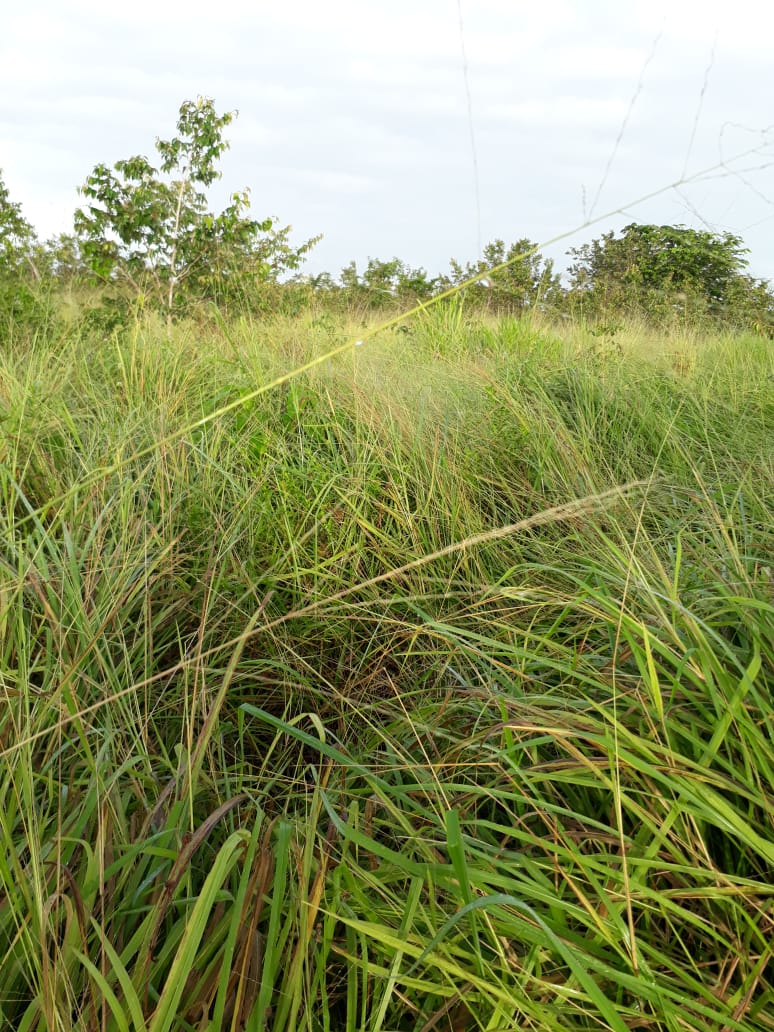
35;234;90;284
723;272;774;336
446;239;562;314
567;223;751;320
74;97;319;322
338;257;439;309
0;169;37;276
0;170;48;330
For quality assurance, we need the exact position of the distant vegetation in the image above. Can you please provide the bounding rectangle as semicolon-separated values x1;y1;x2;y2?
2;96;774;334
1;99;773;1031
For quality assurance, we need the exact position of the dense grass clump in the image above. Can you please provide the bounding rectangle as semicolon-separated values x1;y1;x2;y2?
1;309;772;1031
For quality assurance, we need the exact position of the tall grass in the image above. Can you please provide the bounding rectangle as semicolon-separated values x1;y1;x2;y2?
1;309;772;1030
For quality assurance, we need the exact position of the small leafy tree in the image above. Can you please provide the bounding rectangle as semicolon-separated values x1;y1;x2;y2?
446;239;562;314
339;257;438;310
723;272;774;335
0;169;50;330
1;169;37;276
35;234;90;284
74;97;318;322
567;223;751;321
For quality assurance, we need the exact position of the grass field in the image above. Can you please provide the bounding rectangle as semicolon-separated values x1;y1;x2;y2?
1;307;772;1031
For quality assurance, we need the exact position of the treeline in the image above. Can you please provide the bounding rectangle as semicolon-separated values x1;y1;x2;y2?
2;97;773;334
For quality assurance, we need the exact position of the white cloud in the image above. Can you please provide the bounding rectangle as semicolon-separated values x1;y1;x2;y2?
482;97;630;129
278;167;377;196
1;0;773;279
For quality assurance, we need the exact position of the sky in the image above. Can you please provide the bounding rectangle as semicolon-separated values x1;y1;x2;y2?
2;0;774;282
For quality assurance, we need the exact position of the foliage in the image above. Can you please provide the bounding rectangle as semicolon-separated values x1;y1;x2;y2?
0;168;36;269
8;139;774;331
74;97;319;321
337;255;439;309
724;271;774;335
0;169;59;333
566;222;768;322
328;240;561;317
32;233;92;284
446;237;563;313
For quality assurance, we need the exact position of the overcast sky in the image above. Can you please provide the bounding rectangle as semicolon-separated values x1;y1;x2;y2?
2;0;773;281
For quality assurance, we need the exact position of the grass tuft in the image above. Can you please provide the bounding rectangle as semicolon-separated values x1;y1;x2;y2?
1;312;772;1030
